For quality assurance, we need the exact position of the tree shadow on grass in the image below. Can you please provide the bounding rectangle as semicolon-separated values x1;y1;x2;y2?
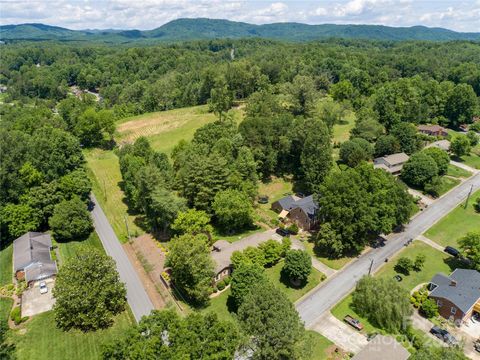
443;256;470;272
279;268;307;290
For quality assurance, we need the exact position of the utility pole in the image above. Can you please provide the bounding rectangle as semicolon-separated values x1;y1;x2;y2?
464;184;473;209
368;258;374;275
124;215;131;242
103;179;107;202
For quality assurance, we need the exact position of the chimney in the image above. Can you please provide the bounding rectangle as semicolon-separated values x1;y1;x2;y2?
450;280;457;287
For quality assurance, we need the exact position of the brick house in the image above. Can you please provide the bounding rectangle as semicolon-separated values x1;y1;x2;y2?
428;269;480;324
271;195;319;231
418;124;448;137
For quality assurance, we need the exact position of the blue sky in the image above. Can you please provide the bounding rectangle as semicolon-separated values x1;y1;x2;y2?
1;0;479;32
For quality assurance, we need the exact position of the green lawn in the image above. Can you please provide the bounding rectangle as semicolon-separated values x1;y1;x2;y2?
375;241;453;292
431;176;460;197
10;310;134;360
331;294;380;334
55;232;104;263
85;148;143;242
446;164;472;178
0;243;13;286
452;143;480;169
213;226;264;244
424;189;480;247
256;176;294;225
332;110;356;144
304;241;353;270
204;261;325;322
0;297;13;324
116;105;244;155
305;330;335;360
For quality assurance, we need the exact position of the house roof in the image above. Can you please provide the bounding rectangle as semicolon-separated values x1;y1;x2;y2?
293;195;318;218
375;152;410;166
418;124;446;133
274;195;301;211
352;335;410;360
13;232;57;282
429;269;480;314
425;140;450;151
13;232;53;272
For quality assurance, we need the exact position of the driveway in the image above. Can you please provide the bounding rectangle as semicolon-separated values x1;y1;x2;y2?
296;172;480;328
309;313;368;353
21;279;56;317
90;194;154;322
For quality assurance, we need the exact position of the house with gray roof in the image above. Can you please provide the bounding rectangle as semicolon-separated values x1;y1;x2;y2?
13;232;57;284
373;152;409;175
428;269;480;323
352;335;410;360
271;194;319;230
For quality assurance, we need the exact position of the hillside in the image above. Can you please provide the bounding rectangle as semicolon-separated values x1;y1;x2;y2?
2;18;480;43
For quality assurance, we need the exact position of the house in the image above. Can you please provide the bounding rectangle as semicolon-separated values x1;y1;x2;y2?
373;152;409;175
418;124;448;137
428;269;480;324
425;139;450;152
13;232;57;285
352;335;410;360
271;195;319;230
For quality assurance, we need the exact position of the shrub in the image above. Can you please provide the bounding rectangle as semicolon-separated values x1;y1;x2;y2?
259;239;283;266
424;176;442;197
420;298;439;318
281;237;292;257
223;276;231;285
282;250;312;285
287;223;299;235
217;280;226;291
10;306;27;325
395;257;414;275
413;254;426;272
410;286;429;308
474;197;480;213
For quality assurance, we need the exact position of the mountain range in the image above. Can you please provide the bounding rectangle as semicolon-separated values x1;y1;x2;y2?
1;18;480;43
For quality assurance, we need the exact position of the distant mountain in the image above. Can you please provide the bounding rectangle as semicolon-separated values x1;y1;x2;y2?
1;19;480;43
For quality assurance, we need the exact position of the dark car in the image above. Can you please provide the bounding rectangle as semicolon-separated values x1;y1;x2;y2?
276;228;290;237
444;246;460;257
393;275;402;282
257;195;269;204
430;326;458;346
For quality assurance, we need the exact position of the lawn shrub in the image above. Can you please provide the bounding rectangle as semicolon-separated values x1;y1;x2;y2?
217;280;226;291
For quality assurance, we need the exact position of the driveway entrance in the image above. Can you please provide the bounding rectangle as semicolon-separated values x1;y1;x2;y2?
21;278;56;317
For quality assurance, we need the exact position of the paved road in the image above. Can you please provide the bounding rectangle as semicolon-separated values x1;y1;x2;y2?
296;172;480;328
90;194;154;322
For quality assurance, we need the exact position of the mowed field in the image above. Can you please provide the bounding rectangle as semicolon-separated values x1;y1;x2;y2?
116;105;244;155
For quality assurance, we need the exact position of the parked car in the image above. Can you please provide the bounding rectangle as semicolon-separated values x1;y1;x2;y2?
276;228;290;237
344;315;364;331
39;281;48;294
444;246;460;257
257;195;269;204
474;339;480;353
393;275;403;282
430;326;458;346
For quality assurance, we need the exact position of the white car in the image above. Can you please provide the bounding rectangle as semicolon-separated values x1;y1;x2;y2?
39;281;48;294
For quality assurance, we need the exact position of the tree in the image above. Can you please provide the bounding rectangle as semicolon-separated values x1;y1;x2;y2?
467;130;479;146
421;147;450;175
374;135;400;157
58;169;92;201
317;164;412;256
339;138;373;167
208;77;233;120
420;298;438;318
230;263;267;310
258;240;283;266
395;257;414;275
282;250;312;285
237;282;305;360
352;276;412;333
411;346;469;360
103;310;241;360
390;122;420;155
53;248;126;331
212;189;254;232
149;187;187;234
283;75;317;116
330;80;357;102
49;196;93;241
231;247;266;269
166;234;215;304
451;135;472;158
300;119;332;193
459;232;480;271
474;197;480;213
401;152;438;188
1;203;41;238
172;208;213;238
315;98;348;129
444;83;478;127
351;111;384;142
413;254;426;272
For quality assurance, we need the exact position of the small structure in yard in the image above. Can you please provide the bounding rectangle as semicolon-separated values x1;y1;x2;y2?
352;335;410;360
373;152;409;175
271;195;319;230
417;124;448;137
13;232;57;285
425;139;450;152
428;269;480;324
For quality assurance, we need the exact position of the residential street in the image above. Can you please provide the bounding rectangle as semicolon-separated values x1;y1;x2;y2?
90;194;154;322
296;171;480;328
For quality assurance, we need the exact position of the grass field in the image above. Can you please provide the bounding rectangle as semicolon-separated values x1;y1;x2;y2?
0;297;13;324
304;241;354;270
204;261;324;323
447;164;472;178
256;176;294;224
55;232;104;263
85;148;143;242
332;111;356;144
452;142;480;169
305;330;335;360
424;189;480;247
375;241;453;292
10;310;134;360
0;243;13;286
116;105;243;155
433;176;460;197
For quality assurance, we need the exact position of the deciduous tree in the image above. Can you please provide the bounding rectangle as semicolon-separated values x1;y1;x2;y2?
49;196;93;241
